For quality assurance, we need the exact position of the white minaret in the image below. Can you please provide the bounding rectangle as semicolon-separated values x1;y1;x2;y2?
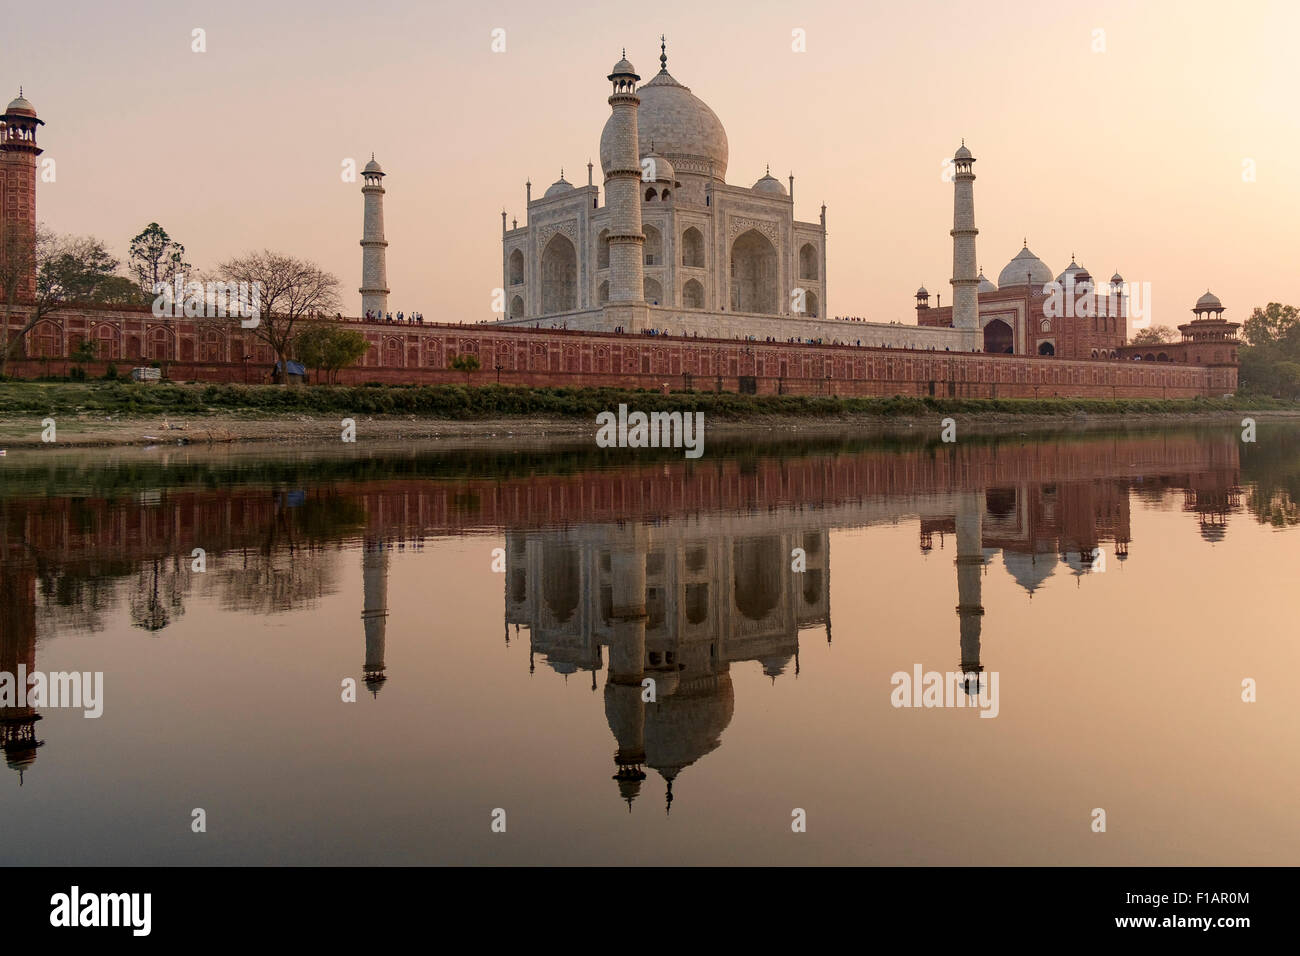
359;155;389;317
601;52;649;332
950;142;979;331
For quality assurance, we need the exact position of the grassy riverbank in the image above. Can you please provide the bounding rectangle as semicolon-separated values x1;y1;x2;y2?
0;381;1296;447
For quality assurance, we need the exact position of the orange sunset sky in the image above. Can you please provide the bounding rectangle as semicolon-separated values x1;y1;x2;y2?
3;0;1297;328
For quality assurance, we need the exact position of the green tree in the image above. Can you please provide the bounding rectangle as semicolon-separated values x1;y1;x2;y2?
215;251;340;384
1130;325;1177;346
129;223;190;299
294;322;369;384
1239;303;1300;397
1;231;120;378
450;353;481;381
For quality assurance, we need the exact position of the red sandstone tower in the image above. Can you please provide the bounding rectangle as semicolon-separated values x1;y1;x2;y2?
0;90;43;301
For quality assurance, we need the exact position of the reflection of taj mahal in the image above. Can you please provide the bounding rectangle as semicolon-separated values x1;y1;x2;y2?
505;518;829;810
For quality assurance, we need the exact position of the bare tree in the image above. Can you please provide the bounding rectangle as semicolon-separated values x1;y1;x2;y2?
1;227;119;378
214;251;340;383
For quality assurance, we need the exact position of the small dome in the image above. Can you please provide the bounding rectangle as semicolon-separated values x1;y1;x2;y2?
543;173;574;198
641;153;675;183
916;285;929;297
752;171;787;196
1055;259;1088;283
1110;271;1124;284
954;142;972;160
1195;291;1223;311
5;94;36;117
997;245;1054;289
610;56;637;76
362;156;383;175
977;270;997;293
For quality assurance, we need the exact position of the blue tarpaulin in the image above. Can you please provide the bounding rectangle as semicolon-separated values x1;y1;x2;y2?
274;361;307;376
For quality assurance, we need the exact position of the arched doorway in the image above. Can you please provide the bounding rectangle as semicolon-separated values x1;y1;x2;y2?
730;228;778;315
799;243;819;280
644;276;662;305
682;278;704;309
1038;341;1056;356
509;295;524;319
507;249;523;285
681;227;705;267
984;319;1014;354
540;234;576;314
643;224;662;266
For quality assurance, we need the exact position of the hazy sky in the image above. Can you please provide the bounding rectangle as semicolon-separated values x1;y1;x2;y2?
4;0;1297;327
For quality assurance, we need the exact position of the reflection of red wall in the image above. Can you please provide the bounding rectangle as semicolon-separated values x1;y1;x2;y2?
1;306;1236;397
0;433;1239;569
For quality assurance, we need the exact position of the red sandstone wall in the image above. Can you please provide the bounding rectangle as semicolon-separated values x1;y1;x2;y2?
2;306;1237;398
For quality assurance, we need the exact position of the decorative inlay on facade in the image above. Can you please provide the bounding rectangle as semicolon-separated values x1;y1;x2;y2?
728;216;779;243
537;220;579;250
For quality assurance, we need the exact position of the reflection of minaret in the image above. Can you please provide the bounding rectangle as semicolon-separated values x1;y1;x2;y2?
0;563;43;783
361;539;389;697
954;492;985;695
604;534;648;809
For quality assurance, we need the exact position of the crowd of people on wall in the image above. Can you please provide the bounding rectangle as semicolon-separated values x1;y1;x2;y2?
365;310;425;324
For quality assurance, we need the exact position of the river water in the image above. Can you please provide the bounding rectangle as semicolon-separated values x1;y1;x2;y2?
1;424;1297;864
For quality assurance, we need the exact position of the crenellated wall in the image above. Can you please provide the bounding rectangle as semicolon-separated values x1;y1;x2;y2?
1;305;1236;397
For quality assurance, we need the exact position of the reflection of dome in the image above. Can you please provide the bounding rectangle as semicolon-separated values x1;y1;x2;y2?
644;674;734;783
752;172;787;196
759;653;793;678
1002;550;1057;594
543;173;574;198
600;65;729;180
998;245;1054;288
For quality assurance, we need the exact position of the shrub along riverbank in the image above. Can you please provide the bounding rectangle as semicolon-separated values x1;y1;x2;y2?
0;380;1297;420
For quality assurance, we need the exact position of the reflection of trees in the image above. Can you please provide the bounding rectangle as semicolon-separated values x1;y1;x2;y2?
1241;435;1300;529
35;566;123;636
129;557;191;632
212;494;362;615
214;545;338;615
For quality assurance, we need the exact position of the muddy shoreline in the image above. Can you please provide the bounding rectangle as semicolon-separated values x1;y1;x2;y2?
0;408;1294;451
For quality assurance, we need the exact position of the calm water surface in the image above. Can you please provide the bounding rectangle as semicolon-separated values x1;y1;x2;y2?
1;426;1298;865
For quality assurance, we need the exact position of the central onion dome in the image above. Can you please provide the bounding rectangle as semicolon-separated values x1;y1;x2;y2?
998;244;1054;289
599;51;729;181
